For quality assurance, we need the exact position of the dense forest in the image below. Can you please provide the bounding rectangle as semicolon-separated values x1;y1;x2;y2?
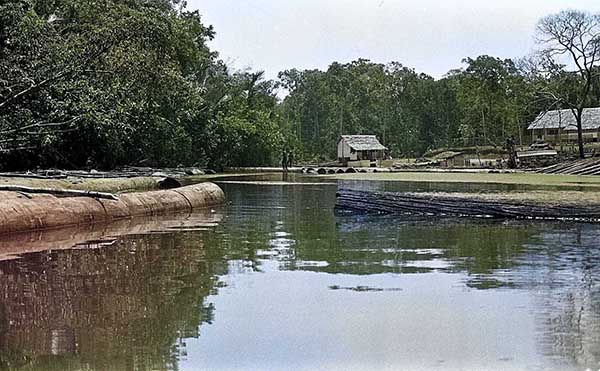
1;0;599;170
279;57;539;162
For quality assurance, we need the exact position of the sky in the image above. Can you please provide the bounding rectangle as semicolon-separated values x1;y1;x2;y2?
189;0;600;80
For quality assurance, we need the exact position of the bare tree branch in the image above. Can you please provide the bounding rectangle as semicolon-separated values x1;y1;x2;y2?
535;9;600;158
0;116;82;136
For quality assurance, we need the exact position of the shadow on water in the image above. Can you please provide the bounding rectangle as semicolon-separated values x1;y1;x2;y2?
1;182;600;370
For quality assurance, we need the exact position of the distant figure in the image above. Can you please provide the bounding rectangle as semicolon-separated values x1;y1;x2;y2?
287;151;294;169
505;136;517;169
282;149;289;172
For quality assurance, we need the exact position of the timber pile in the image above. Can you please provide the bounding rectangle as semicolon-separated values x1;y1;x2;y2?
0;182;225;235
537;158;600;175
335;189;600;221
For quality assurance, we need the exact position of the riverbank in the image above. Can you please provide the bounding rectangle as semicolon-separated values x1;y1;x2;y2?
325;171;600;190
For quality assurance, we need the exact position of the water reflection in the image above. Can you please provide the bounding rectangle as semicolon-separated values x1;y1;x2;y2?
0;213;225;371
211;183;600;370
1;182;600;370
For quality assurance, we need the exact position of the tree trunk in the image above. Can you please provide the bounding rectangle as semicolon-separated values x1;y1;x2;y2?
481;107;487;144
577;110;585;159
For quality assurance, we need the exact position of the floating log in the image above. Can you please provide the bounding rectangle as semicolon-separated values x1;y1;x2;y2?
157;177;182;189
0;182;225;235
335;188;600;221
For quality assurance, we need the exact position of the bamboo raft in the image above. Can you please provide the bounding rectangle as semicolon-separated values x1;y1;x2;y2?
335;189;600;221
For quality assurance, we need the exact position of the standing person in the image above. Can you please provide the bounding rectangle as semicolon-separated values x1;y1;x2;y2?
287;150;294;169
281;148;289;173
505;136;517;169
281;148;289;181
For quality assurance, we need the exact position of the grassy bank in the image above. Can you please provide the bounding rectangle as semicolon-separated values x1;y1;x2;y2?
411;190;600;207
328;171;600;189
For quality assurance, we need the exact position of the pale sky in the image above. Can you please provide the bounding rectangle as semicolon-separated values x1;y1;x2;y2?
189;0;600;80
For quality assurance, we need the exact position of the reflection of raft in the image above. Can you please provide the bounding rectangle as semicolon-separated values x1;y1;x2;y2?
335;188;600;221
0;182;225;235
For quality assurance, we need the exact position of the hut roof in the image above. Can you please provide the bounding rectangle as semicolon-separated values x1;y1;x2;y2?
340;135;387;151
527;108;600;131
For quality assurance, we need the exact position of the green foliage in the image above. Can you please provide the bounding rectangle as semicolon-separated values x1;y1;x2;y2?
2;3;599;169
0;0;282;170
279;56;545;160
451;56;535;147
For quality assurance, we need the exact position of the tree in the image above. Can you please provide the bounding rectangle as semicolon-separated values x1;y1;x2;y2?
0;0;282;170
448;56;531;147
536;10;600;158
278;60;461;160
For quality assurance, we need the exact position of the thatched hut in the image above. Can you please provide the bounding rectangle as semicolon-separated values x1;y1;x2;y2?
527;108;600;144
337;135;388;165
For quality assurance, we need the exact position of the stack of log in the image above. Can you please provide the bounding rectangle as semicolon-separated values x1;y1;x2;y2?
335;189;600;221
537;158;600;175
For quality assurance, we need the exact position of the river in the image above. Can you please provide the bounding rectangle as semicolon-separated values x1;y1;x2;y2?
0;176;599;370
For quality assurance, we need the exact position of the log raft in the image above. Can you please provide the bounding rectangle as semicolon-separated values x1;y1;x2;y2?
0;182;225;235
335;188;600;221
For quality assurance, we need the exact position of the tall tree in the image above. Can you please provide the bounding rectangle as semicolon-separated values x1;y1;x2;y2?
450;56;531;147
0;0;282;170
536;10;600;158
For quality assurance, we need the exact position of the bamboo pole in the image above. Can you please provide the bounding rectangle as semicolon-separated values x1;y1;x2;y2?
0;185;118;200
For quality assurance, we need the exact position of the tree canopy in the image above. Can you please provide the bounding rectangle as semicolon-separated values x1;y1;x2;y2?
278;57;537;160
534;9;600;158
0;0;281;170
1;3;599;169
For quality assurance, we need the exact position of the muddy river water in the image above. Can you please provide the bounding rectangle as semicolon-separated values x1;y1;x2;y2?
1;176;600;370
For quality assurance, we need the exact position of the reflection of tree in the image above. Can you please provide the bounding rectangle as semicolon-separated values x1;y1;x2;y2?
287;216;536;277
218;184;600;369
216;183;338;271
220;183;540;279
0;230;226;371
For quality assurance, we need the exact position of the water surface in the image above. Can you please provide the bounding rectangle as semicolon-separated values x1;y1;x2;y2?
1;178;599;371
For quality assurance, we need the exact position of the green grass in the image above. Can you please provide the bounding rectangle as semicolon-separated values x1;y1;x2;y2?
327;171;600;189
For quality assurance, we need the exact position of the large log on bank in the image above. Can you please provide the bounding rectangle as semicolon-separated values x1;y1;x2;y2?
335;189;600;221
0;182;225;235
